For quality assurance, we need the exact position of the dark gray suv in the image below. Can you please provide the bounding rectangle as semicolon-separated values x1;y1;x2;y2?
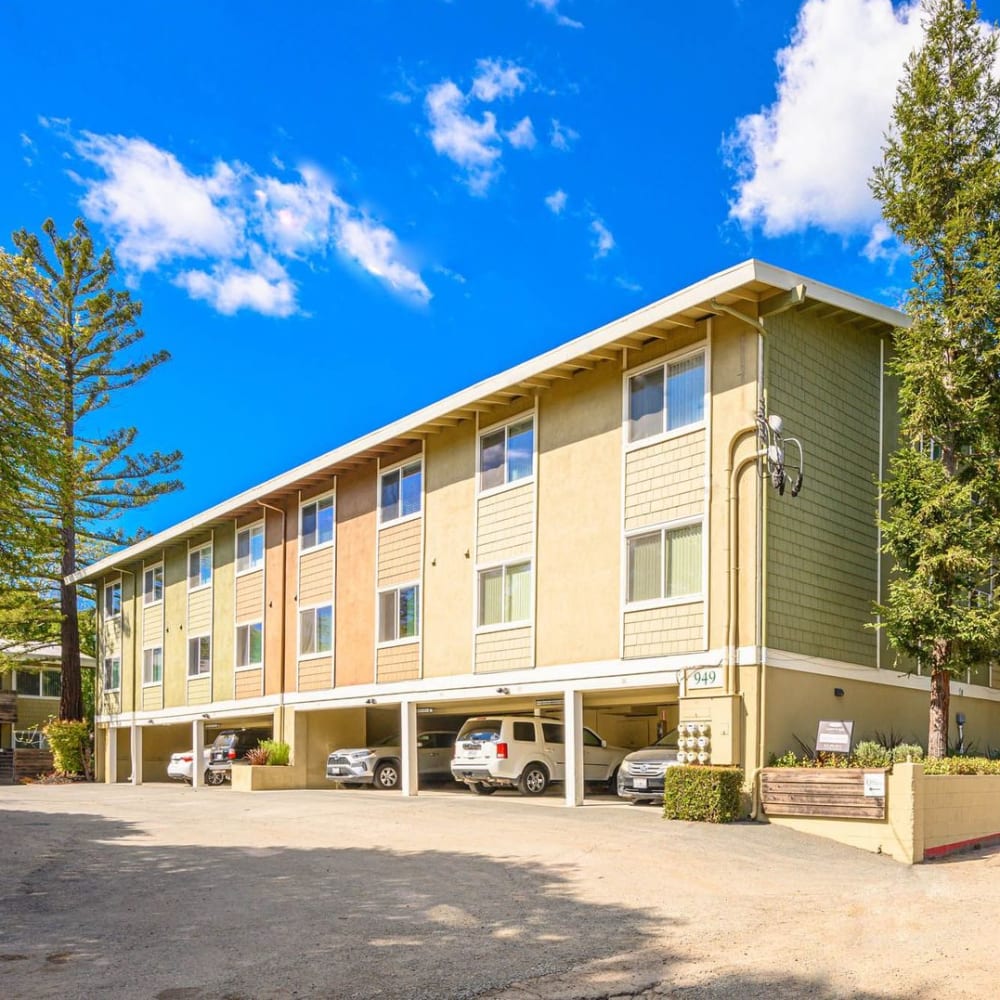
208;727;272;781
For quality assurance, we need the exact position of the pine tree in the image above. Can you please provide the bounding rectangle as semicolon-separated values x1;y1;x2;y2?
0;219;182;721
871;0;1000;757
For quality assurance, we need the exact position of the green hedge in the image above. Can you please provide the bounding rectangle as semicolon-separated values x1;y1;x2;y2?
43;718;91;776
663;765;743;823
923;756;1000;775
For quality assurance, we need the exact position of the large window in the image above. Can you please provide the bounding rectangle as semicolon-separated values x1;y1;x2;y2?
480;417;534;492
13;669;61;698
299;605;333;656
236;523;265;574
188;545;212;590
628;353;705;443
143;564;164;605
187;635;211;677
380;461;421;523
104;580;122;617
301;495;334;550
236;621;263;668
142;647;163;685
378;584;420;643
626;522;703;604
478;561;532;628
103;656;121;691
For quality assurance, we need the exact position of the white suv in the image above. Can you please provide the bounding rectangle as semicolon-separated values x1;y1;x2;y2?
451;715;629;796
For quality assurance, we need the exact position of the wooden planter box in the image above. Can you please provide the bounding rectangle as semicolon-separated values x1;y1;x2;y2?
761;767;888;820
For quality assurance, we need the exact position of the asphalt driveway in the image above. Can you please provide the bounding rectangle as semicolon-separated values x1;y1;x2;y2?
1;783;998;999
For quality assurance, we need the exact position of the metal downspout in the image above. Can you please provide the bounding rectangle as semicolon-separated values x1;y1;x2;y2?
258;500;287;744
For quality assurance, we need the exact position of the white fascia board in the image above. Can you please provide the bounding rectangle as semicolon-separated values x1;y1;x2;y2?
70;259;905;584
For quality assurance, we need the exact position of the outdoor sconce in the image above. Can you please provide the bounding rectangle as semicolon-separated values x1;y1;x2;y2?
496;687;510;695
365;697;377;705
834;687;845;698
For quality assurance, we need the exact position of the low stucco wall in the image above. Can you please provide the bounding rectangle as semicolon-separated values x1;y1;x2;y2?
230;764;306;791
764;763;1000;864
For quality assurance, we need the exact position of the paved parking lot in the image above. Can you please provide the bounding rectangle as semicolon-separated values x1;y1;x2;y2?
2;782;999;999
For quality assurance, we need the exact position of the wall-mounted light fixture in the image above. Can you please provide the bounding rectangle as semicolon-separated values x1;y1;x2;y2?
201;713;210;719
496;687;510;695
365;697;377;705
833;687;845;698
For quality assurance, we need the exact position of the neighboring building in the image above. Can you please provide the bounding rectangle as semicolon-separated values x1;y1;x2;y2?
70;260;1000;802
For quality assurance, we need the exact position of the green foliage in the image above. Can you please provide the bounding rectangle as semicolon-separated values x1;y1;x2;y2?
260;739;290;766
769;740;925;770
870;0;1000;757
923;756;1000;775
42;718;91;776
891;743;925;763
663;766;743;823
852;741;892;769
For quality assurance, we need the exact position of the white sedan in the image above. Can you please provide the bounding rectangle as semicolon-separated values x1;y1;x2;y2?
167;747;223;785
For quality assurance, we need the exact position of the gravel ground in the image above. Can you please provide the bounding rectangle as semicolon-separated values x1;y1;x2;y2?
1;783;998;999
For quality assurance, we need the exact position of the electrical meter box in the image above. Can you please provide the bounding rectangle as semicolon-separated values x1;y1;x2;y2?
678;694;740;765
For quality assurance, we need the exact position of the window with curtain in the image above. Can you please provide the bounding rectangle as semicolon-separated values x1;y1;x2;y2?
299;605;333;656
187;635;211;677
104;580;122;616
188;546;212;590
143;564;164;604
301;495;335;550
378;584;420;643
103;657;121;691
478;561;532;627
236;622;263;667
237;523;265;573
627;522;702;603
143;647;163;685
380;462;422;523
628;353;705;442
479;417;534;491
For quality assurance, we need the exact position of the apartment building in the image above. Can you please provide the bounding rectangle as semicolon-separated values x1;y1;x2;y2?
71;259;1000;804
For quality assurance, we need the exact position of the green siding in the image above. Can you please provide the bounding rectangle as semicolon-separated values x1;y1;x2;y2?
765;310;885;667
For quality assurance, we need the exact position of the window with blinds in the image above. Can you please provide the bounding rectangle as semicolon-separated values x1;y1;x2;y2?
478;561;532;627
627;522;702;604
627;353;705;443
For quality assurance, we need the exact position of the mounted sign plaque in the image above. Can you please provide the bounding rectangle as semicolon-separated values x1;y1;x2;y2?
815;720;854;754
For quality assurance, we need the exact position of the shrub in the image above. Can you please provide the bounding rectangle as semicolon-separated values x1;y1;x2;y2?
43;718;91;776
768;750;801;768
663;766;743;823
851;741;891;769
923;756;1000;775
890;743;924;763
244;745;270;766
260;739;290;766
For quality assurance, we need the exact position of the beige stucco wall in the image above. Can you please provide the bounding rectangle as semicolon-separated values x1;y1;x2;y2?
162;546;187;708
287;706;367;787
923;773;1000;854
212;526;236;701
378;518;422;587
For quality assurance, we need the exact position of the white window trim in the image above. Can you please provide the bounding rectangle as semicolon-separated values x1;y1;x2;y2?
376;579;421;648
235;520;265;577
187;634;212;678
477;413;536;499
623;515;706;611
104;579;123;620
12;668;61;699
103;656;121;692
298;602;334;661
299;492;336;553
235;619;264;671
142;562;164;607
187;544;213;593
622;346;707;453
378;458;423;527
474;557;534;634
142;646;163;687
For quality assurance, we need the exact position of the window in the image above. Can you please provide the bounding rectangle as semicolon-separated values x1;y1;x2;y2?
14;729;48;750
13;670;40;697
42;669;61;699
103;656;121;691
188;545;212;590
541;722;564;744
513;721;536;741
301;495;335;550
380;461;421;523
104;580;122;617
480;417;534;492
478;561;532;628
236;523;265;574
626;522;703;604
627;353;705;443
378;584;420;643
142;647;163;685
236;621;263;668
187;635;211;677
143;564;164;605
299;605;333;656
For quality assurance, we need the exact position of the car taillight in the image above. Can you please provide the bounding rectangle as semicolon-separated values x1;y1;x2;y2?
181;754;193;763
496;742;508;759
227;749;236;759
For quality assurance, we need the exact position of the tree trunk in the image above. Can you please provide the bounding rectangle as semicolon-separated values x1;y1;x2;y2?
59;524;83;721
928;666;951;759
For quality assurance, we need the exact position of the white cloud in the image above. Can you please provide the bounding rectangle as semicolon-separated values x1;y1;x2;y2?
68;131;430;314
545;189;567;214
425;79;503;193
590;218;615;258
727;0;923;242
615;276;642;292
472;59;528;102
550;119;579;151
530;0;583;28
505;116;537;149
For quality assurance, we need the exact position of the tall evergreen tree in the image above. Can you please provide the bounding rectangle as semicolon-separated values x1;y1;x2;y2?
0;219;181;721
871;0;1000;757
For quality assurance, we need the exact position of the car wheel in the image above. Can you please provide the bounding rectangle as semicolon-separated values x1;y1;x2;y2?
607;767;619;794
518;763;549;796
470;782;496;795
374;761;400;790
206;770;225;786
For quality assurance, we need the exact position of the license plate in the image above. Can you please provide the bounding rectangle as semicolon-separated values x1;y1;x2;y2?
634;777;648;789
329;767;347;775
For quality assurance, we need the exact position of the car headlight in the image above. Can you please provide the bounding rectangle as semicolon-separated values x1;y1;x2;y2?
348;750;375;761
620;760;633;775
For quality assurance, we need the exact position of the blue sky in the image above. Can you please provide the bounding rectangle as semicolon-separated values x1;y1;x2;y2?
3;0;996;543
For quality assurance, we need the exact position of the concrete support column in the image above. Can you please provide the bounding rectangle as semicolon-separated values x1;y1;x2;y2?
107;727;118;785
130;724;143;785
564;688;584;807
191;718;205;790
400;700;418;797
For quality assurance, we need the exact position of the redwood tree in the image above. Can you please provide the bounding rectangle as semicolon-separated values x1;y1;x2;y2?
871;0;1000;756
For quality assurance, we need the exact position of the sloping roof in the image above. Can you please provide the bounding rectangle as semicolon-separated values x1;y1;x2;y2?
68;258;906;585
1;640;97;669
